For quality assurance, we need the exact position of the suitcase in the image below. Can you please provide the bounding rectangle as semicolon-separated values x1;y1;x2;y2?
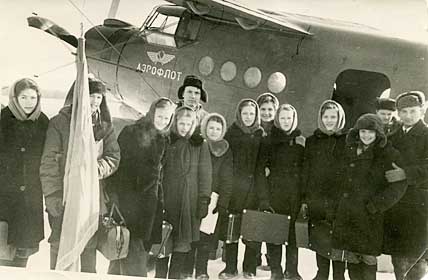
295;207;309;248
240;209;290;245
225;214;241;244
150;221;173;258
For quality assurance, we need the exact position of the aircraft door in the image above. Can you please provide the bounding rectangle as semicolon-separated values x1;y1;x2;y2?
332;69;390;128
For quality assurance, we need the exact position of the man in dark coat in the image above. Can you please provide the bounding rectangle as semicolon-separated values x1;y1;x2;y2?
375;97;400;136
106;97;175;277
176;75;209;124
384;91;428;280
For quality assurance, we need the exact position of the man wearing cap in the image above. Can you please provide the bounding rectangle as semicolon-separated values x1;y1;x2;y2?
383;91;428;280
176;75;209;124
375;97;400;136
40;77;120;272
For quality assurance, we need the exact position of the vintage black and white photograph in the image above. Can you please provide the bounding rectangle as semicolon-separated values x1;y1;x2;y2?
0;0;427;279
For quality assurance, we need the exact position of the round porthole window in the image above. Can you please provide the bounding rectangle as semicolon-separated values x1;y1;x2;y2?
267;72;287;93
198;56;214;76
220;61;237;82
244;67;262;88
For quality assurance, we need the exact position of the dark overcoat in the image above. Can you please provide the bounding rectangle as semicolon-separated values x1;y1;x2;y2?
265;127;304;216
333;143;407;256
211;147;233;241
163;133;212;246
105;118;167;247
384;120;428;257
224;123;267;213
0;107;48;247
301;129;347;222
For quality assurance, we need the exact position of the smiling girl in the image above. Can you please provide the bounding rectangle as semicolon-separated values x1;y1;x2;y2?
332;114;406;280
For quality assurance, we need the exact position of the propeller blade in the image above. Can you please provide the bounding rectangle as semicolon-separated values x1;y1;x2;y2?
27;16;78;47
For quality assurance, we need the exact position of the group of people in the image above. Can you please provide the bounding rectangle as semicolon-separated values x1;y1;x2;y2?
0;75;426;280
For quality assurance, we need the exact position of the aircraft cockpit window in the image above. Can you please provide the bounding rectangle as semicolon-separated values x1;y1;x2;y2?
142;5;201;48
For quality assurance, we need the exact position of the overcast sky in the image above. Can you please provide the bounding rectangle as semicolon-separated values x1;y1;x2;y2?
0;0;426;92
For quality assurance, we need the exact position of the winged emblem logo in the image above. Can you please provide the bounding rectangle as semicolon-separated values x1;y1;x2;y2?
147;50;175;66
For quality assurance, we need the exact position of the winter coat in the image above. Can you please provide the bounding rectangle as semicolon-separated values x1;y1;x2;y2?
332;142;407;256
264;126;305;216
40;106;120;210
224;122;267;213
302;129;347;222
162;132;212;249
105;117;168;247
384;120;428;257
211;147;233;241
0;107;48;247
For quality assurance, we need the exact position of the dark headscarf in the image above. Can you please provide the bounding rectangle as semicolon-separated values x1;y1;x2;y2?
234;98;262;134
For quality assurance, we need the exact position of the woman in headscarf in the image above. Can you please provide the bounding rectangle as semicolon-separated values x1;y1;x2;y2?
256;92;279;136
262;104;305;280
182;113;234;280
155;106;212;279
106;97;175;277
0;78;49;267
219;99;269;280
301;100;347;280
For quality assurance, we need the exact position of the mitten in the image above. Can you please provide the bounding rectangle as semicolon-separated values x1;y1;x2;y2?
198;201;209;219
45;191;64;217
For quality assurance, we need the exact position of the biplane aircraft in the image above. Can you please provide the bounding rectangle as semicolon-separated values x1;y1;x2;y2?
28;0;428;134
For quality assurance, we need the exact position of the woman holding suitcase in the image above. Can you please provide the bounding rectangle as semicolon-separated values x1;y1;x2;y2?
219;99;269;280
262;104;305;280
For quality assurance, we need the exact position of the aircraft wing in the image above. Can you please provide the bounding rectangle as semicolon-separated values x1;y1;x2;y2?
166;0;312;35
27;16;78;47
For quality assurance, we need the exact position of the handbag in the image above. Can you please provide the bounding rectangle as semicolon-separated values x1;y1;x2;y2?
97;203;130;261
295;206;309;248
150;221;173;258
0;221;16;261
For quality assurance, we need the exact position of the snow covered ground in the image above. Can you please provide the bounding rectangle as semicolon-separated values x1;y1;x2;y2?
15;212;401;280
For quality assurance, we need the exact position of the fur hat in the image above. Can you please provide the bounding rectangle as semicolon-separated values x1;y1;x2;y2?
256;92;279;110
177;75;207;103
396;91;425;110
89;77;106;96
347;113;386;147
375;98;396;111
